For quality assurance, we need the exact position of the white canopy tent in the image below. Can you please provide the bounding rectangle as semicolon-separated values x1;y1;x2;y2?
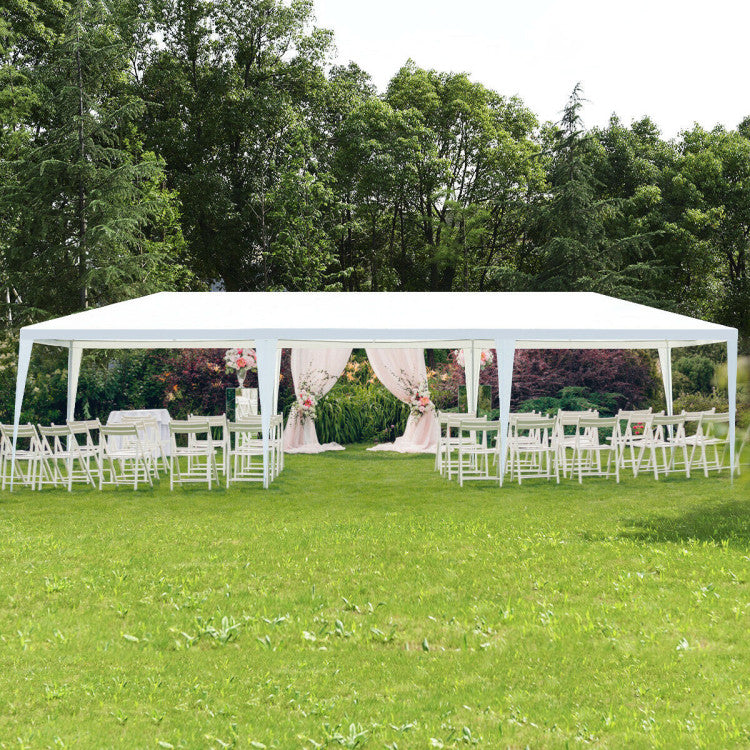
11;291;739;487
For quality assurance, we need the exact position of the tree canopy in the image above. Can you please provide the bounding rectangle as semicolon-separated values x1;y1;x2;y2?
1;0;748;346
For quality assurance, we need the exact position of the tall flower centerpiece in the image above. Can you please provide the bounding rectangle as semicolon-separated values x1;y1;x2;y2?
225;347;257;388
453;348;494;369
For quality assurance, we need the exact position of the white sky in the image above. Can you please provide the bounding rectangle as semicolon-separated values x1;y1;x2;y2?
313;0;749;138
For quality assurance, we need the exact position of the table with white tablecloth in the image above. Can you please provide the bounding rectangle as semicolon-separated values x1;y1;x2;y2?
107;409;172;456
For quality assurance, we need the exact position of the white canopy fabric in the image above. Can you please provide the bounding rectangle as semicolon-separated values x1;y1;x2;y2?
12;291;739;487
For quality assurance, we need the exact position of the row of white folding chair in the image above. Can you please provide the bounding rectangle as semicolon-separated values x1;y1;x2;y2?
0;421;101;490
623;410;731;480
178;415;285;487
0;420;154;491
450;414;625;486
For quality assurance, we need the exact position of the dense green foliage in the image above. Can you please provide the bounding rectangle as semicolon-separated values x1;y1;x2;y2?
1;0;749;345
0;448;748;746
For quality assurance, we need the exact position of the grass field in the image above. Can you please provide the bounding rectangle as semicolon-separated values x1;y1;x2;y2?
0;446;748;748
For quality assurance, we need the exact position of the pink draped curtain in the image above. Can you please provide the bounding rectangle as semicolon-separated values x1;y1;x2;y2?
366;348;439;453
284;348;353;453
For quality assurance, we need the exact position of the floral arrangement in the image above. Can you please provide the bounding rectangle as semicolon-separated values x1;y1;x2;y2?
407;380;434;418
295;387;317;423
453;348;494;369
225;347;257;386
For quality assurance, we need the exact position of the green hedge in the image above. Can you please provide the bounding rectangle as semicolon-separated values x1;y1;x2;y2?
314;386;410;445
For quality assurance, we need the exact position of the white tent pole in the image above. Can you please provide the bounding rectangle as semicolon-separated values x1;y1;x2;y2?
463;342;481;415
658;344;673;416
256;338;278;489
10;334;33;491
494;338;516;486
273;346;282;414
727;334;737;481
67;344;82;422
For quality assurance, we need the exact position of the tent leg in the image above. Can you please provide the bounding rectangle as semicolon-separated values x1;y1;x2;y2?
727;335;737;482
256;339;278;489
658;344;673;416
463;341;481;415
67;344;82;422
494;338;516;487
273;346;282;414
10;335;33;491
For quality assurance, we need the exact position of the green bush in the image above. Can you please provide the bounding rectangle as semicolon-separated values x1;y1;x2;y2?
315;384;409;445
674;354;715;393
516;386;623;417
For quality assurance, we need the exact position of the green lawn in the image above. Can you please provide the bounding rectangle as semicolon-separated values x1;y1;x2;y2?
1;447;748;749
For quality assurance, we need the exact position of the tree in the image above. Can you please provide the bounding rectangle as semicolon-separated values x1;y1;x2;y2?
141;0;337;291
1;0;193;323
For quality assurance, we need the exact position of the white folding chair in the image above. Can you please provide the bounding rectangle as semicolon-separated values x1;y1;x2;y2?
435;411;479;478
188;414;229;475
508;415;559;484
634;414;691;480
688;412;732;477
99;423;153;490
456;419;502;486
37;424;96;490
67;419;103;487
169;420;219;489
119;414;166;476
616;410;664;475
226;421;266;486
271;414;285;477
571;415;621;483
0;423;43;490
554;409;598;477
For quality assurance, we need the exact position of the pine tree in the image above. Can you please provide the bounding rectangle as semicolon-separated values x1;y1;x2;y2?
1;0;193;322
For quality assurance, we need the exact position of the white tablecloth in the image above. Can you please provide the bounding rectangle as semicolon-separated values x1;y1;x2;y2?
107;409;172;456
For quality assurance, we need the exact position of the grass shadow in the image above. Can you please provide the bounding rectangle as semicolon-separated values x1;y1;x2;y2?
618;497;750;547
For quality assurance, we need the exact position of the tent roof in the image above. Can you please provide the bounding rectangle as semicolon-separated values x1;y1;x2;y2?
21;291;736;349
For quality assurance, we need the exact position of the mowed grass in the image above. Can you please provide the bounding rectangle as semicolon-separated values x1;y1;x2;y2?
0;446;748;749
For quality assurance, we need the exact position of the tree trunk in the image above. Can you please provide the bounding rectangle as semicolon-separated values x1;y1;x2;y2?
76;8;87;309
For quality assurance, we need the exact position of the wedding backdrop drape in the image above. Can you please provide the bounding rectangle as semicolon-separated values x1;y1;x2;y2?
284;347;352;453
285;347;439;453
366;348;439;453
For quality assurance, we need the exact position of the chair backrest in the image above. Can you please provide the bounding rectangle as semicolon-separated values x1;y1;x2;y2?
38;424;71;438
0;423;38;440
578;416;618;430
557;409;598;426
616;408;652;420
652;414;687;427
458;418;501;433
101;423;140;437
188;414;227;428
231;416;263;428
513;415;555;428
170;419;211;435
228;421;263;435
438;411;475;424
681;408;716;420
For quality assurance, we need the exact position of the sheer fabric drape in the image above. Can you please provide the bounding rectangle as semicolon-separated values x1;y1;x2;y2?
366;348;439;453
283;348;352;453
